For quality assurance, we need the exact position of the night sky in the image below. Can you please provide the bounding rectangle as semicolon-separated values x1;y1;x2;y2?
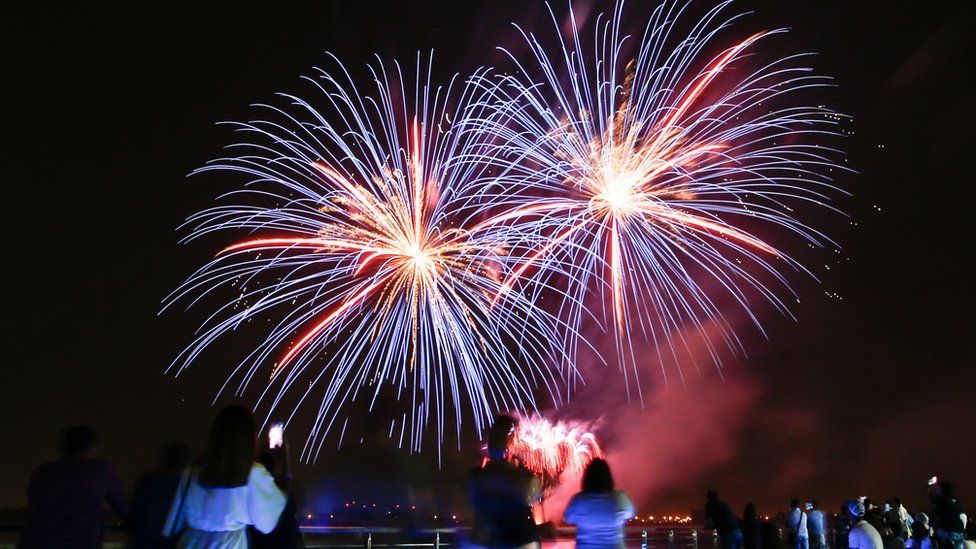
3;1;974;518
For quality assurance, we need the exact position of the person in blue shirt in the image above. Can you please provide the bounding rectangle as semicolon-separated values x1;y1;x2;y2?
788;499;810;549
564;458;634;549
809;501;828;549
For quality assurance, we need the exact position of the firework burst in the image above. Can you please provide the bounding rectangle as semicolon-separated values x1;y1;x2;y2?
471;0;849;391
509;415;604;487
166;1;849;454
163;54;570;458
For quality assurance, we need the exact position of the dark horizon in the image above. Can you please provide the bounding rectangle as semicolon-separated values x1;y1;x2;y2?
2;0;974;518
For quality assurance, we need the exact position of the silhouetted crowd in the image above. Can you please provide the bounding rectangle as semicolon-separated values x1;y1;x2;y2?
460;415;973;549
19;406;303;548
702;487;973;549
15;411;974;549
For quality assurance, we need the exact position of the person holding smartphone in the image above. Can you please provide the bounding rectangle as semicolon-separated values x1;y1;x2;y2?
929;480;966;549
162;405;289;548
250;423;305;548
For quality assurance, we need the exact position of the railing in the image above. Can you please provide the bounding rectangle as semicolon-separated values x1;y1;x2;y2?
296;527;458;549
1;524;711;549
293;526;707;548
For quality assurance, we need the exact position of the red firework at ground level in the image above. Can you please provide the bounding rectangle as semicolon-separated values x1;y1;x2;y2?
509;416;604;488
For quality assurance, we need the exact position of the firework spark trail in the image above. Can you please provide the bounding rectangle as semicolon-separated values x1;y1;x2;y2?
165;1;849;455
468;0;850;393
163;53;575;459
510;415;604;481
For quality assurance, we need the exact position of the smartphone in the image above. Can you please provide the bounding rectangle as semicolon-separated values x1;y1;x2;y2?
928;476;938;486
805;502;813;511
269;422;284;449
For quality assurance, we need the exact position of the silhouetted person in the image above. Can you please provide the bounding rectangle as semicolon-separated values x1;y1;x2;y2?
788;499;810;549
882;508;907;549
809;501;828;549
762;521;787;549
888;499;912;541
128;441;191;549
21;425;127;548
162;405;288;548
907;515;933;549
249;448;304;548
467;414;541;549
742;504;762;549
963;521;976;549
706;490;743;549
929;481;965;549
835;504;853;549
866;507;887;542
564;458;634;548
847;500;883;549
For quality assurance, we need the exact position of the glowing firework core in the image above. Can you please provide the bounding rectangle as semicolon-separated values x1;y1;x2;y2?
406;244;434;271
593;175;638;214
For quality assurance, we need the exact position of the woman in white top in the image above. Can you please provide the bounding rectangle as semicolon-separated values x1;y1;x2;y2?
163;405;288;548
564;458;635;549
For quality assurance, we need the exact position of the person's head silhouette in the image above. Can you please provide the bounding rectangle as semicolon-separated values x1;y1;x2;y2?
486;414;517;460
744;503;758;520
845;499;865;520
158;441;191;474
581;458;614;493
199;405;256;487
60;425;96;459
